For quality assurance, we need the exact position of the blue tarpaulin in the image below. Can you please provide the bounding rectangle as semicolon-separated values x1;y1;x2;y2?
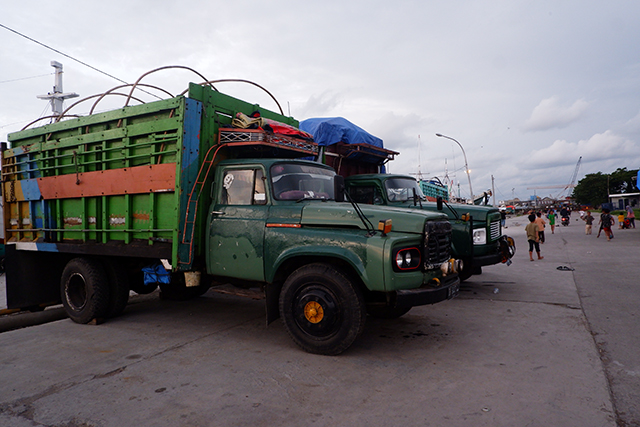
300;117;384;149
142;262;171;285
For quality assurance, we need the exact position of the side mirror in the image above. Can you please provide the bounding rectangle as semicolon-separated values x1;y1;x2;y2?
437;196;443;211
334;175;345;202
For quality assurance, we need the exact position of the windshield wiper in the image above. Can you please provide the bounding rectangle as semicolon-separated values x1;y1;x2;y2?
344;191;376;236
412;188;423;208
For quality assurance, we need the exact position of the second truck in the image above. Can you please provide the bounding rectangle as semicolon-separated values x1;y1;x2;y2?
298;117;515;281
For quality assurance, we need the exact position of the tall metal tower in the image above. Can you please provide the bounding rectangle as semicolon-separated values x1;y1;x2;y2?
37;61;78;117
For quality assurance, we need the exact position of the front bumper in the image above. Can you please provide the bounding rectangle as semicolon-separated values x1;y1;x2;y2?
473;235;516;267
473;252;504;267
395;274;460;307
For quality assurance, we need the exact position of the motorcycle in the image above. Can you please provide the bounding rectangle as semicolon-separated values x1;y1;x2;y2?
561;216;570;226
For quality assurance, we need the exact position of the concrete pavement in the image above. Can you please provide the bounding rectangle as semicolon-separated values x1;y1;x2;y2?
0;214;636;426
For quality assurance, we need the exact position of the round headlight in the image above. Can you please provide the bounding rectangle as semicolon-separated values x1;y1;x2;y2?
396;252;404;268
404;251;412;265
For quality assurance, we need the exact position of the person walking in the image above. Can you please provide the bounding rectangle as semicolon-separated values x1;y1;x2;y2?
598;208;614;241
525;213;543;261
534;212;546;243
618;211;625;229
547;209;556;234
583;211;594;235
626;205;636;229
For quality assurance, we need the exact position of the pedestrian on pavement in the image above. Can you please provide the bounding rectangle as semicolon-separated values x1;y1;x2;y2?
500;210;507;228
583;211;594;235
617;212;625;229
597;208;614;241
535;212;546;243
547;209;556;234
626;205;636;228
525;213;543;261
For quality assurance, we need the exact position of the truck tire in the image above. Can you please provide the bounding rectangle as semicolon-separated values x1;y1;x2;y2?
60;258;109;324
458;258;474;282
102;260;130;318
129;268;158;295
366;305;411;319
279;263;366;355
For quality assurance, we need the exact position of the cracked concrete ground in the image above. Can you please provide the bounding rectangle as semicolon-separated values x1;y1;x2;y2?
0;214;637;426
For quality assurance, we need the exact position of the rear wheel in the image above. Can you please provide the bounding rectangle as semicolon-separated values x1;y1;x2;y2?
102;259;130;318
60;258;109;324
279;263;366;355
129;267;158;295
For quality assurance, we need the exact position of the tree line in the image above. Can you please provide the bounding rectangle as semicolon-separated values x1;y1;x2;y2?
572;167;639;207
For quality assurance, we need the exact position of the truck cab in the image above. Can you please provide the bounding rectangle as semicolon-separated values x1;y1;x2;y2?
345;174;515;281
205;159;462;353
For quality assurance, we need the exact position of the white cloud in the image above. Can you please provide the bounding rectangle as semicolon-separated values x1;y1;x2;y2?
523;97;590;132
526;131;638;169
3;1;640;201
620;110;640;134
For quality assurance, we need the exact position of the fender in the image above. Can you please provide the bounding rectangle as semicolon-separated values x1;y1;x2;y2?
267;244;378;287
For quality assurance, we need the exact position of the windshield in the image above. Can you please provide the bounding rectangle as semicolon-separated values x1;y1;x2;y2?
384;177;426;202
271;163;336;200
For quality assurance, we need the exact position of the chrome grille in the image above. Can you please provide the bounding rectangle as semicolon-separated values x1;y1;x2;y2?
423;220;452;270
490;219;501;241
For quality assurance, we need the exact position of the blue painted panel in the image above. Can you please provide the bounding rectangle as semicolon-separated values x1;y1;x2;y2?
20;179;42;201
177;97;203;269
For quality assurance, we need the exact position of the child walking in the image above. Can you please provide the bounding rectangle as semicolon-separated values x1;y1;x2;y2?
525;214;543;261
583;211;594;235
547;209;556;234
598;208;614;241
535;212;546;243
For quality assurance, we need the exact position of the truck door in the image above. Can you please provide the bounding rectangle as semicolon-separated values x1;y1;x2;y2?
208;167;268;281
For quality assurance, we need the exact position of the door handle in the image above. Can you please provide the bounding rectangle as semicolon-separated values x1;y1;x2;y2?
211;211;225;215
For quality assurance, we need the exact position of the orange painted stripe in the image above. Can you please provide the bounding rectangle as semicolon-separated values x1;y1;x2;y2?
37;163;176;199
266;223;302;228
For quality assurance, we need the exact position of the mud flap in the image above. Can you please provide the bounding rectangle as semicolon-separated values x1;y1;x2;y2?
265;281;282;325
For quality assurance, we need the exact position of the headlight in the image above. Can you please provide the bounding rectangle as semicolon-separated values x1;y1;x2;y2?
396;252;404;269
473;229;487;245
393;247;421;271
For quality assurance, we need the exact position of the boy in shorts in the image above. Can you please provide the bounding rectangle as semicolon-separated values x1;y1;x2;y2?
598;208;614;241
525;214;543;261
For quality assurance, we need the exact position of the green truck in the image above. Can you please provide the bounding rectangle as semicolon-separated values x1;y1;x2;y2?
344;174;515;281
2;83;460;354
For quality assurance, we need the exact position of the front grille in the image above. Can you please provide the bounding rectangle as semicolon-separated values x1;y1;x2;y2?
423;220;452;270
490;219;501;241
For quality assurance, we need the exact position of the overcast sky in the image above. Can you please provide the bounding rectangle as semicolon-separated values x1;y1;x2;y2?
2;0;640;202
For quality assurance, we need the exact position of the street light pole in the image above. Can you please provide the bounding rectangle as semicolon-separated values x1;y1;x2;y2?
436;133;473;203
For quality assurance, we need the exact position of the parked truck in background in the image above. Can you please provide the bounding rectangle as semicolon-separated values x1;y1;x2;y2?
2;81;460;355
297;117;514;282
345;174;515;281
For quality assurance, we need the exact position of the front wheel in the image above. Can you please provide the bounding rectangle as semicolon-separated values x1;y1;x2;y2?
458;258;474;282
279;263;366;355
60;258;109;324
